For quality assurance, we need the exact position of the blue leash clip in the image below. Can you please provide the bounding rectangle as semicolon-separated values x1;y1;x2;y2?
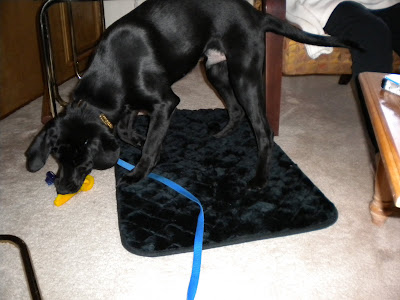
117;159;204;300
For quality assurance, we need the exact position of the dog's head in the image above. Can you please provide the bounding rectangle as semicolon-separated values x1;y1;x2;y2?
26;104;120;194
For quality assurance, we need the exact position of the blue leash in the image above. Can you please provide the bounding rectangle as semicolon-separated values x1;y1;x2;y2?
117;159;204;300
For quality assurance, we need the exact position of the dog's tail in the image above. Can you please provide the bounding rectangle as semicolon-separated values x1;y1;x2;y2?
263;14;361;50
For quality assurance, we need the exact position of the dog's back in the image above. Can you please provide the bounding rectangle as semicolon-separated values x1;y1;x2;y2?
99;0;262;79
74;0;263;109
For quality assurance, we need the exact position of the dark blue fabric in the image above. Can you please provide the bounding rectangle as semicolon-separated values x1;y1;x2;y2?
117;158;203;300
115;109;338;256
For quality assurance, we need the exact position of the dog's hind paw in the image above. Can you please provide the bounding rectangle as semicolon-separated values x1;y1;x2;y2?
247;176;268;190
211;116;244;138
211;123;238;138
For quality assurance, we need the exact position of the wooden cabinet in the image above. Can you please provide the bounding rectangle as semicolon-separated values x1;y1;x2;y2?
0;0;104;119
46;1;104;83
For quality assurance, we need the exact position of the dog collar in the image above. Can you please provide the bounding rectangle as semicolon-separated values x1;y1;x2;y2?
99;113;113;129
76;100;114;129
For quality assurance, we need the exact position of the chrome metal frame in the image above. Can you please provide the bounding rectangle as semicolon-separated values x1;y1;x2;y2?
39;0;105;117
0;235;42;300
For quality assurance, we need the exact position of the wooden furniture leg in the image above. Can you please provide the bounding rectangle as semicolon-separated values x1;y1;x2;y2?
370;155;395;226
264;0;285;136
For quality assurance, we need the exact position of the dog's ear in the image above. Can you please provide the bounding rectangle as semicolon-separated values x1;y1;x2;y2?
92;132;120;170
25;121;57;172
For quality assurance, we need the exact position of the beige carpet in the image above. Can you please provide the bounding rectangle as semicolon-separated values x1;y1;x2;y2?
1;65;399;300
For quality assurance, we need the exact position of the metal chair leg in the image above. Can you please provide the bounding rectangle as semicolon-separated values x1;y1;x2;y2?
0;235;42;300
39;0;105;119
67;0;83;79
67;0;105;79
39;0;69;118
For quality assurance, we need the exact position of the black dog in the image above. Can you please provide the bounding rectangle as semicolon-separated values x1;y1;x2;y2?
26;0;356;194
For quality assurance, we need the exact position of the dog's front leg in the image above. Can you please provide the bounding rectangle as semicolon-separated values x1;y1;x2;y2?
117;92;180;187
116;109;145;148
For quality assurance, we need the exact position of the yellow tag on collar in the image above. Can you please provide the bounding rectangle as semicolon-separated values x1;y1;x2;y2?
99;113;113;129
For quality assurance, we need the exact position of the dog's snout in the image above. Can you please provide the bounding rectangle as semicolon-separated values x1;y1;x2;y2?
55;178;81;195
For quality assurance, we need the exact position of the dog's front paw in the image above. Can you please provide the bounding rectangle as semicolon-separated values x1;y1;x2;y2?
130;134;146;148
120;134;146;149
247;176;268;190
117;172;144;188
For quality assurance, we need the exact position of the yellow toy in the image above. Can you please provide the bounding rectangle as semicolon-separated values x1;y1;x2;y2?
54;175;95;206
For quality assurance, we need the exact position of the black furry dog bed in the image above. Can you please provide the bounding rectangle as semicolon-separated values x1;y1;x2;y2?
115;109;337;256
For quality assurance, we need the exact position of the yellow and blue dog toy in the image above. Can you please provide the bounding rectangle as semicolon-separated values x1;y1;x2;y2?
45;171;94;206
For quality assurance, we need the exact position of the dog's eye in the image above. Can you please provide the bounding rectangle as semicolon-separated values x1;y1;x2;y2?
84;139;89;146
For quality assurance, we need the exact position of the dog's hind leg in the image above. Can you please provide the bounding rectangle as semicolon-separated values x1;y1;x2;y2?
116;109;145;148
204;59;245;138
227;56;273;189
